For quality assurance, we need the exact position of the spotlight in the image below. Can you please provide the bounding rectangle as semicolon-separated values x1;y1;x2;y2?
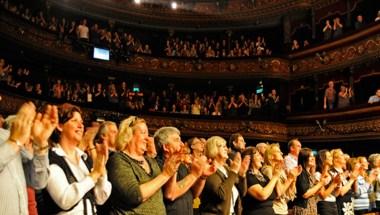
134;0;141;4
171;1;177;9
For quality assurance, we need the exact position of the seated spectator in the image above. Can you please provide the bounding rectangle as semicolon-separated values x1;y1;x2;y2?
323;20;333;41
354;15;364;30
368;89;380;104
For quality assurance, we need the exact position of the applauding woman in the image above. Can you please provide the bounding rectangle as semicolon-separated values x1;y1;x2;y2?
200;136;249;215
107;116;180;215
242;146;282;215
45;104;111;214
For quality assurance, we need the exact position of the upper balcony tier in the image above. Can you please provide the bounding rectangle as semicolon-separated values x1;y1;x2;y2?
0;6;379;79
48;0;340;30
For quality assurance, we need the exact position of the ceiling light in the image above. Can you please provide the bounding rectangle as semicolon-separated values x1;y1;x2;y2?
171;1;177;9
134;0;141;4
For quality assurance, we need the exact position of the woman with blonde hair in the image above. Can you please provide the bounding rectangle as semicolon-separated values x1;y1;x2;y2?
330;149;359;215
261;144;301;215
200;136;249;215
353;156;379;214
106;116;180;215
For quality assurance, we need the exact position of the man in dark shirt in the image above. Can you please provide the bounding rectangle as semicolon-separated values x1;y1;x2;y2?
154;127;215;215
228;133;246;161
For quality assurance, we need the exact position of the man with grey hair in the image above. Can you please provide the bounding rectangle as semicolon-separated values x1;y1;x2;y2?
94;121;118;152
256;142;268;157
154;126;215;215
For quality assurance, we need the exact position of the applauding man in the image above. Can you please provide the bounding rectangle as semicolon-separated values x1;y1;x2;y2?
154;127;216;215
0;102;58;215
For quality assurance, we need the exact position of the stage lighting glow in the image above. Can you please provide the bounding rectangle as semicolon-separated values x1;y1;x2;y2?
171;1;177;9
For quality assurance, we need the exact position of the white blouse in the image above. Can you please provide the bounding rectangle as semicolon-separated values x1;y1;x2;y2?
47;145;112;215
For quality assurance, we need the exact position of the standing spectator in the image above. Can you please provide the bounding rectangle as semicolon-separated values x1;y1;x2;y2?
284;139;302;171
43;104;111;214
354;15;364;30
0;102;57;215
333;17;344;39
227;95;238;116
375;10;380;22
200;136;249;215
291;40;300;51
154;127;216;215
261;144;301;215
76;19;89;52
106;116;180;215
256;142;268;157
337;85;353;109
330;149;359;215
324;81;336;110
323;20;333;41
368;153;380;211
353;157;378;214
293;148;326;215
52;79;64;99
242;146;280;215
368;89;380;104
76;19;89;42
237;93;249;115
315;150;340;215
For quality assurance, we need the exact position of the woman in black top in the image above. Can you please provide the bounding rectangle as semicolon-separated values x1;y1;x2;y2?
293;148;326;215
242;147;280;215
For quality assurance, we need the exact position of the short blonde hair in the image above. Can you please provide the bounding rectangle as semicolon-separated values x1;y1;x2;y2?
205;136;226;159
116;116;146;151
264;143;281;166
368;153;380;169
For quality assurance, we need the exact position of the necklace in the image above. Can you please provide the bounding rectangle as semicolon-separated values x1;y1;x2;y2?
123;151;145;165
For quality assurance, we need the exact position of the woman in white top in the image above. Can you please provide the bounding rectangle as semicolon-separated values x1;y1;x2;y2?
46;104;111;214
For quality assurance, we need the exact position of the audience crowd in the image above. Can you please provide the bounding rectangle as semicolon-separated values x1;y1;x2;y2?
2;56;380;119
1;101;380;215
0;0;274;60
0;56;283;118
292;11;380;51
164;35;272;58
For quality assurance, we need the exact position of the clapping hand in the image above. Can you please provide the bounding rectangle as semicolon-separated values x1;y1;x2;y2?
239;155;251;177
31;105;58;153
162;153;182;177
288;165;302;179
195;155;217;178
230;152;242;174
9;102;36;147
